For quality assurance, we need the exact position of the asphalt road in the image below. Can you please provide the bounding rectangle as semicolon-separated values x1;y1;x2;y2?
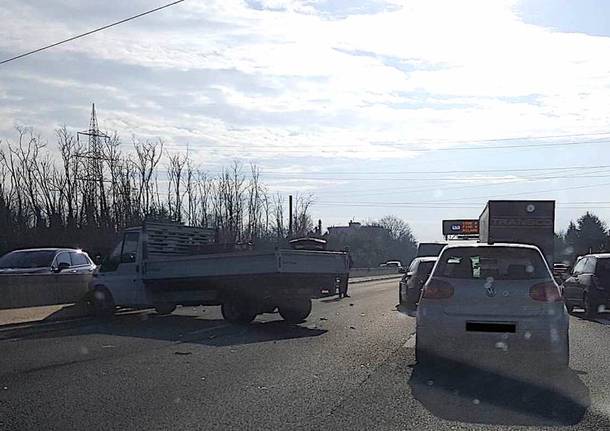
2;279;610;430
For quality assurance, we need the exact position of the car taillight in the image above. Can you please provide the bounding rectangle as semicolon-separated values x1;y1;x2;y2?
421;278;454;299
529;282;563;302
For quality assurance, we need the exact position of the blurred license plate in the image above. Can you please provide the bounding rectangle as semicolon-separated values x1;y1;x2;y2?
466;321;516;333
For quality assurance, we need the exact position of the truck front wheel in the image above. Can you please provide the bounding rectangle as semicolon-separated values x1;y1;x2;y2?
221;300;257;324
154;303;177;315
279;298;312;324
90;287;115;318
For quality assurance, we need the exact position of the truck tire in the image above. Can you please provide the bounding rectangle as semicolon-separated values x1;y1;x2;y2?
279;298;312;324
221;300;257;324
90;287;115;318
154;303;177;315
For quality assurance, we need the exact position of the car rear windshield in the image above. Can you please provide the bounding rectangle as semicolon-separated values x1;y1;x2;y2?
0;250;56;269
435;247;550;280
418;261;435;276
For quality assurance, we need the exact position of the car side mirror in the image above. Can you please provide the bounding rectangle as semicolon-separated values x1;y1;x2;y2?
55;262;70;273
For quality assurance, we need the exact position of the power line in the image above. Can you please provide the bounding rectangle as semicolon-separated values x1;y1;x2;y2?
180;137;610;154
393;131;610;145
257;171;610;182
237;164;610;177
314;181;610;207
168;131;610;152
273;167;610;199
0;0;185;66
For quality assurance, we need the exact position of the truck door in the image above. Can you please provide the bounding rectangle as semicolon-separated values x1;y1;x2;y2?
98;231;145;306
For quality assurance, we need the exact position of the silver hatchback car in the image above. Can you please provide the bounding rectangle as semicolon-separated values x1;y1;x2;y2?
416;243;569;370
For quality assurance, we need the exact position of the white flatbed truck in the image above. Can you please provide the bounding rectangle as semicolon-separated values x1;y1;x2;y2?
88;223;349;323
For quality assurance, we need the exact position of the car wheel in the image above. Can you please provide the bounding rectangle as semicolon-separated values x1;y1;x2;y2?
415;338;437;368
279;298;312;324
399;285;405;305
549;333;570;374
584;293;598;319
221;299;257;324
90;287;115;318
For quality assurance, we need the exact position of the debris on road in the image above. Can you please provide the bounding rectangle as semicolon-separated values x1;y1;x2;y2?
174;351;192;356
319;317;328;321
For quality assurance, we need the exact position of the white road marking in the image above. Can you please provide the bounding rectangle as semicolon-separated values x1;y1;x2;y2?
403;333;416;349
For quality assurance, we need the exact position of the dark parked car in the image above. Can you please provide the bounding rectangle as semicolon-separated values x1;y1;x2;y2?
562;254;610;317
398;257;437;309
0;248;96;275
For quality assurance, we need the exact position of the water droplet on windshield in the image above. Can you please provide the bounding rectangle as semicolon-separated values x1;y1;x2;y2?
427;380;434;386
524;331;532;340
550;328;559;342
495;341;508;352
473;398;480;405
79;346;89;355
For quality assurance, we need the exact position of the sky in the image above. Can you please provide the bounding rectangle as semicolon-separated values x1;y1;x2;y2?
1;0;610;241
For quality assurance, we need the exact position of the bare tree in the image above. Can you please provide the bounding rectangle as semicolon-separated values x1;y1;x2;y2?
167;151;187;222
134;137;163;218
293;193;314;236
273;193;285;239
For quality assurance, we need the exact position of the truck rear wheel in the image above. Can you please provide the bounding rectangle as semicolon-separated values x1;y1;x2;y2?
154;303;177;315
279;298;312;324
221;300;257;324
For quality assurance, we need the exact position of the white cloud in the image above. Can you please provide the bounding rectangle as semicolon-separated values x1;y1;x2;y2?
3;0;610;155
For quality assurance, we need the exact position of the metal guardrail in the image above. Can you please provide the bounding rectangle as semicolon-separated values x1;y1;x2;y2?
349;267;400;278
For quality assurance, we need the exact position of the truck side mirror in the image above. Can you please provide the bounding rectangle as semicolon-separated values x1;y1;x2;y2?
120;253;136;263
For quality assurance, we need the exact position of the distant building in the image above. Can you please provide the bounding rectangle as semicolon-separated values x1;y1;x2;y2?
326;220;387;237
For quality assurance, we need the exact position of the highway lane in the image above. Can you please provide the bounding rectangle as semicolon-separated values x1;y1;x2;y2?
1;279;610;430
